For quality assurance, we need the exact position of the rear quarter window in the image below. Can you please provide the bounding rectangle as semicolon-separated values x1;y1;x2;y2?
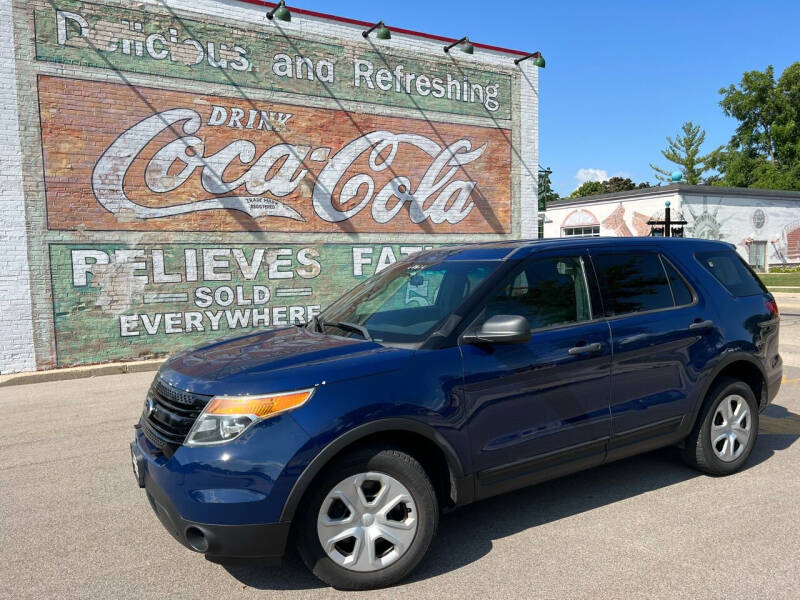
695;250;768;297
591;253;674;316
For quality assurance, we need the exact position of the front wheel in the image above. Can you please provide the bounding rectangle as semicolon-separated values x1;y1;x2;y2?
682;377;759;475
296;446;438;590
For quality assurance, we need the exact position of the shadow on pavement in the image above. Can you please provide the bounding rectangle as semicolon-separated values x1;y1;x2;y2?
222;401;800;591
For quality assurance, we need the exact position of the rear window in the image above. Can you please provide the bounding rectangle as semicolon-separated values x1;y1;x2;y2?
695;251;767;297
591;253;674;316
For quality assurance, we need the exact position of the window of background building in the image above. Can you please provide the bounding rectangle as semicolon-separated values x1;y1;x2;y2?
747;241;767;273
562;225;600;237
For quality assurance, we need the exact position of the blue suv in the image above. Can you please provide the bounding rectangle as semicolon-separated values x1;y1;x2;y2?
131;237;782;589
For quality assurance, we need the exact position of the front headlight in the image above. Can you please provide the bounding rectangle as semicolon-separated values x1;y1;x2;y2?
184;388;315;446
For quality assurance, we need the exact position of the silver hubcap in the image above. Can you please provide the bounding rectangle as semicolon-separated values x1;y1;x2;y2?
711;394;752;462
317;472;417;572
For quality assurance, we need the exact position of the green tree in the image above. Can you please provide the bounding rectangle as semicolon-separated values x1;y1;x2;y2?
570;176;650;198
537;168;558;238
710;63;800;190
650;121;718;184
570;180;605;198
537;168;560;209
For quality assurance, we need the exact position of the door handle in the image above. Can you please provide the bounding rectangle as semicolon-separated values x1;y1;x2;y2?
688;319;714;331
567;342;602;356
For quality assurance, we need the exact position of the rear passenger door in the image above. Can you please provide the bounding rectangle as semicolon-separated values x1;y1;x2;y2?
589;249;720;451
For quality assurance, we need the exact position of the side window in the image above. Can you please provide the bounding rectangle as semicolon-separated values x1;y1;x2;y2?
483;256;593;330
662;258;694;306
592;253;674;316
695;250;768;297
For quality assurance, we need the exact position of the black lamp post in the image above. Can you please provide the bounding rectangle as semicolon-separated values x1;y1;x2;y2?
648;200;688;237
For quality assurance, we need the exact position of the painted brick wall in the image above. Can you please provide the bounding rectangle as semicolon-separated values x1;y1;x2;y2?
2;0;539;372
0;0;37;373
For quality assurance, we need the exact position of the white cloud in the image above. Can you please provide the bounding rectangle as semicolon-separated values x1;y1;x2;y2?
575;168;608;184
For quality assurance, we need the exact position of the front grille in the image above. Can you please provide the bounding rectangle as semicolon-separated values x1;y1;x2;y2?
140;377;212;453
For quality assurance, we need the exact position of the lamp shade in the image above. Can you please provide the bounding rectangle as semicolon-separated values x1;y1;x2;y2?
534;54;546;68
376;24;391;39
272;3;291;21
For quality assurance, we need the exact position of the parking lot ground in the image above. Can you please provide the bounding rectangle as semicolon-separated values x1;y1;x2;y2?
2;315;799;599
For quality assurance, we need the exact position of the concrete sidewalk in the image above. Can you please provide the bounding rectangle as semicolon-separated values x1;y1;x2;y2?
774;293;800;368
0;358;164;388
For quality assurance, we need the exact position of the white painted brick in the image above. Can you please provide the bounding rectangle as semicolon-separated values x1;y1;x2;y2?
0;0;35;373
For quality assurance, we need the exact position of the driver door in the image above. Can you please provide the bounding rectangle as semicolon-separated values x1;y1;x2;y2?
458;252;612;498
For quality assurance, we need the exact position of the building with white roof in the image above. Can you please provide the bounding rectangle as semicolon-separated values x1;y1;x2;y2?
543;184;800;271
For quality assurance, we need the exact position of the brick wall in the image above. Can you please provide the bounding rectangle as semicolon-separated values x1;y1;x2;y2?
2;0;539;372
0;0;36;373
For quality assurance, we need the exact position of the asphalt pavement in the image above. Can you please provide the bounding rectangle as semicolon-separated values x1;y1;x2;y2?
2;307;799;599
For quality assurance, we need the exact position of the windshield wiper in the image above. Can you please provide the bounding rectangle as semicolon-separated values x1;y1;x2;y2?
321;320;372;341
307;315;324;333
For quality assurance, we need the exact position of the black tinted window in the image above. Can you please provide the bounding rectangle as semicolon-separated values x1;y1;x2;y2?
484;256;592;330
695;251;767;297
592;253;674;316
663;260;694;306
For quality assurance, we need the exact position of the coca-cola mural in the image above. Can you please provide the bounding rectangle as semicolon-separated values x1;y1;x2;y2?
4;0;537;370
40;76;511;233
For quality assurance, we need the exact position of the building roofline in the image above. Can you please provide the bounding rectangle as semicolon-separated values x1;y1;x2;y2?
237;0;532;56
547;185;680;208
547;183;800;208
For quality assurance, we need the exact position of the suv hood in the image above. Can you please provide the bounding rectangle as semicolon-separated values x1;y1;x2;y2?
158;326;413;396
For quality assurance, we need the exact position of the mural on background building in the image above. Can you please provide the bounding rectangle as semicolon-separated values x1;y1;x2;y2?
601;204;632;237
752;208;767;230
685;198;727;240
784;223;800;261
561;209;599;233
39;76;512;233
50;243;439;366
34;0;513;119
632;211;652;236
0;0;533;371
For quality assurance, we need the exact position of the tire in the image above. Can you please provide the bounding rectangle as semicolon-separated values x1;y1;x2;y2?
682;377;759;475
296;446;439;590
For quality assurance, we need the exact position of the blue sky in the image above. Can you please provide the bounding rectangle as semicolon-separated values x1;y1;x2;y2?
283;0;800;196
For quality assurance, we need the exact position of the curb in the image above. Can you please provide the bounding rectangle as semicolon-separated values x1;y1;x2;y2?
0;359;164;388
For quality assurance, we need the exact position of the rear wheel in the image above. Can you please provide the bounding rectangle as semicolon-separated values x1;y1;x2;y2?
682;377;759;475
296;446;438;590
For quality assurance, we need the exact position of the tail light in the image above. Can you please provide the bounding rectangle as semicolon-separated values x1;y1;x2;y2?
766;299;779;318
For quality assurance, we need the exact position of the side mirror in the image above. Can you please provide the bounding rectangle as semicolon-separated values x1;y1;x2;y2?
463;314;531;345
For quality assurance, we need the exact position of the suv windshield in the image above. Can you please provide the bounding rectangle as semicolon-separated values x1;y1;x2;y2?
316;259;498;345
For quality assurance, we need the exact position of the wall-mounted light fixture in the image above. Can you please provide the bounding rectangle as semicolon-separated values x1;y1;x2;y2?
444;36;474;55
514;51;546;67
362;21;391;40
266;0;291;22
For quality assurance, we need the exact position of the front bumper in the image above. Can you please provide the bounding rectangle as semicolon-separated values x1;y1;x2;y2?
134;441;290;559
130;410;313;559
